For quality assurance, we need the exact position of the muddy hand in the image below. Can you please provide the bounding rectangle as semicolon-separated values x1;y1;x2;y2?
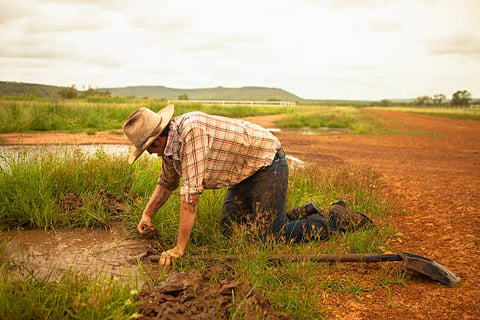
137;216;155;233
137;217;160;240
159;246;183;266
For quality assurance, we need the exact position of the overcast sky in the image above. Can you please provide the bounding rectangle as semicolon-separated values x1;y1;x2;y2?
1;0;479;100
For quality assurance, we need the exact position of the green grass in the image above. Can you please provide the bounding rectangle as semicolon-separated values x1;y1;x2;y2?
0;148;137;230
2;98;477;138
372;106;480;121
276;106;394;135
0;261;138;320
0;97;288;135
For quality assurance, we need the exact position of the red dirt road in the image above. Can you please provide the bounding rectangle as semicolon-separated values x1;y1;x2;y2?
260;110;480;319
1;110;479;319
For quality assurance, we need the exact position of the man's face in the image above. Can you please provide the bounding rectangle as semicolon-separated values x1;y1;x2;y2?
147;136;168;156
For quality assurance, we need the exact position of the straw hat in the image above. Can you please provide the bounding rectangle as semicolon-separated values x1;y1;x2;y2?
122;104;174;164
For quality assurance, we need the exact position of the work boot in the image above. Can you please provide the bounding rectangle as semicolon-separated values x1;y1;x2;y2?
327;200;373;233
286;202;323;221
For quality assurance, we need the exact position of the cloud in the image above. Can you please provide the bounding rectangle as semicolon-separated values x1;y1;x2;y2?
326;0;395;9
0;0;34;23
427;33;480;60
180;33;262;54
44;0;128;10
368;19;403;32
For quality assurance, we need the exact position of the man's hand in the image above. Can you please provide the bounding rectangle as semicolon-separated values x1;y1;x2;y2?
137;215;155;234
137;185;173;235
159;246;184;266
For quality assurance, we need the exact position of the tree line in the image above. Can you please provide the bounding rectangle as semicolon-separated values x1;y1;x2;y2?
58;85;111;99
414;90;473;106
55;85;478;107
378;90;474;107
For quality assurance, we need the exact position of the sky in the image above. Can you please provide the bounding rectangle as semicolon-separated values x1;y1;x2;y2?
1;0;479;100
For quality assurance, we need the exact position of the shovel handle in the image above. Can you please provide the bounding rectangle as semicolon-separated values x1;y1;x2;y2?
145;253;403;263
143;252;460;287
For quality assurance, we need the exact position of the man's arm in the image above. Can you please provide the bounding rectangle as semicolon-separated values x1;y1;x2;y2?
137;184;173;234
159;193;199;266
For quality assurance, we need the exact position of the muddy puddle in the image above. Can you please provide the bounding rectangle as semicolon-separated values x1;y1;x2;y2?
1;225;150;282
269;127;349;135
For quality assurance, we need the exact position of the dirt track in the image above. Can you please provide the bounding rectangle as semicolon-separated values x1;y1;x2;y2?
1;110;479;319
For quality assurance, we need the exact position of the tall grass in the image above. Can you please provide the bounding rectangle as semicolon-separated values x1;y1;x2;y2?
0;97;289;134
0;261;138;320
2;98;476;137
0;148;137;230
0;99;137;133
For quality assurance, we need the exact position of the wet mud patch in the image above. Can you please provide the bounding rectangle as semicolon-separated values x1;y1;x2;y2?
2;225;148;280
137;269;293;320
59;189;127;216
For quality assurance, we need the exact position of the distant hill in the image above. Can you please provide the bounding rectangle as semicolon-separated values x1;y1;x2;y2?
0;81;302;101
103;85;301;101
0;81;64;99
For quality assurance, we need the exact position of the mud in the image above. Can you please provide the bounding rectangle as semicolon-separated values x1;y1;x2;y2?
3;190;140;280
137;270;293;320
3;225;146;280
59;189;127;216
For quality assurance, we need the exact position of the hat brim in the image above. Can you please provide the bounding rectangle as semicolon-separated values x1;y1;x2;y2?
128;104;174;164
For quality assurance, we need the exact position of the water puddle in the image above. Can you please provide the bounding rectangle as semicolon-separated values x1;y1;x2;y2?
269;127;348;135
1;225;148;281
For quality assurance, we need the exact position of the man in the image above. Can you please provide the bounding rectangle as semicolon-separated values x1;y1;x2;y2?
123;105;372;266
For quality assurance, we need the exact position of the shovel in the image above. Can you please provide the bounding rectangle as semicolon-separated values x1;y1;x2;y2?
144;251;461;287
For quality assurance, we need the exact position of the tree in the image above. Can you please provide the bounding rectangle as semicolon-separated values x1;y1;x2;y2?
415;95;432;105
58;85;78;99
178;94;188;100
380;99;392;106
432;93;446;105
451;90;472;106
79;86;111;98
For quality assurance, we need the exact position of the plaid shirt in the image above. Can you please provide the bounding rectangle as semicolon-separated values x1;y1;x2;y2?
158;112;281;199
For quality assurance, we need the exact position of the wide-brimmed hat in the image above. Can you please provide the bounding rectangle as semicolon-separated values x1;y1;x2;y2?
122;104;174;164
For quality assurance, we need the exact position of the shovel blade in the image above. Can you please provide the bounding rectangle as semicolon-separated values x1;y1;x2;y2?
399;252;461;287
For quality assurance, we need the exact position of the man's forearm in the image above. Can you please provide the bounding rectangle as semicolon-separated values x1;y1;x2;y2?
143;184;173;218
176;193;199;254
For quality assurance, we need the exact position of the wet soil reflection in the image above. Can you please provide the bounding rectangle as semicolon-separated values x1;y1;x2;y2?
2;225;148;280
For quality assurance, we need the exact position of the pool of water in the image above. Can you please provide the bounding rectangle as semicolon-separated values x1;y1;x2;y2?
1;225;149;281
269;127;349;135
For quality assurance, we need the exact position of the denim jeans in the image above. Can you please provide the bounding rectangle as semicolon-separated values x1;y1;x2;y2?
220;148;337;243
282;214;329;243
220;148;288;238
